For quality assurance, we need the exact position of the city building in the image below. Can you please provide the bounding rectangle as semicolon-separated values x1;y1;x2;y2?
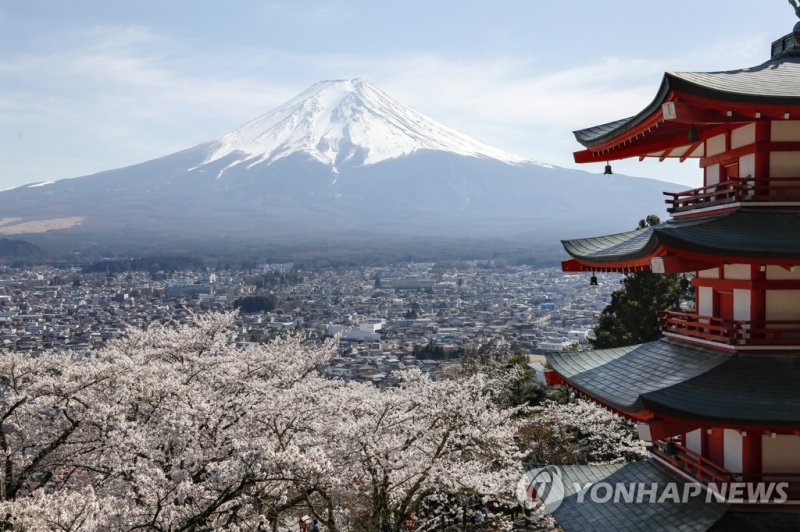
545;21;800;530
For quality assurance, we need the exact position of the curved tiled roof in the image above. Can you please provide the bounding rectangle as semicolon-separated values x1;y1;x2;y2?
561;226;658;264
573;117;634;146
547;460;800;530
574;55;800;148
643;353;800;425
562;209;800;264
669;56;800;103
549;460;727;532
549;340;731;412
549;339;800;425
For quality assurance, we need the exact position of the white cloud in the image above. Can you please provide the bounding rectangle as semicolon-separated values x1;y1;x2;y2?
0;22;774;188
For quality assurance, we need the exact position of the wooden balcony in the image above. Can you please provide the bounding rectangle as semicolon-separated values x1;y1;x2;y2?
653;440;735;485
664;177;800;214
659;311;800;348
653;440;800;502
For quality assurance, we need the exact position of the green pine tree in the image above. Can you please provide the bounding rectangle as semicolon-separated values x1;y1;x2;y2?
591;215;694;349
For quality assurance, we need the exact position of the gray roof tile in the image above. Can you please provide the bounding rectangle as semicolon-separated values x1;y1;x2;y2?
562;209;800;264
548;460;727;531
574;55;800;148
550;339;800;425
548;339;730;411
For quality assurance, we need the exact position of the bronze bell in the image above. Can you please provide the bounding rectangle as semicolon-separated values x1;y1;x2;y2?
603;163;613;175
590;275;598;286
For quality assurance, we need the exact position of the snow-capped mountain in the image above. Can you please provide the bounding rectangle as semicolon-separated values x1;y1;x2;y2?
0;79;679;253
197;79;528;177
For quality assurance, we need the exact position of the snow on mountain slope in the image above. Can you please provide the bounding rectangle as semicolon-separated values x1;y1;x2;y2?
196;79;534;175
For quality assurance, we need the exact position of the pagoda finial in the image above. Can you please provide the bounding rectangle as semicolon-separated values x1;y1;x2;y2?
790;0;800;19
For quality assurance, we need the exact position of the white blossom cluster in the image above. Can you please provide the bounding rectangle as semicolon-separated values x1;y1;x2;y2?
0;313;523;531
526;399;649;465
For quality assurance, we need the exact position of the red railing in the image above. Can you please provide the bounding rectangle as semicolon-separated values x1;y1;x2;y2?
659;311;800;347
659;311;738;345
653;440;736;485
654;440;800;501
664;177;800;213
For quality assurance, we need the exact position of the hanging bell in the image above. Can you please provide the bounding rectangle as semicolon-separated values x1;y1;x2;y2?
603;163;613;175
590;275;598;286
688;125;700;143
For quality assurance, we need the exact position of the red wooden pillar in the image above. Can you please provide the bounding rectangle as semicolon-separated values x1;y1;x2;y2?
742;431;763;481
751;265;767;324
700;427;709;458
754;121;771;182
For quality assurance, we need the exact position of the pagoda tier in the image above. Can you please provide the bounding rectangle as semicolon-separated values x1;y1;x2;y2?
547;341;800;504
562;209;800;274
573;40;800;165
547;341;800;428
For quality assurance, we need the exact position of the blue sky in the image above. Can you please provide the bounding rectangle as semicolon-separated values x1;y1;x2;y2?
0;1;796;188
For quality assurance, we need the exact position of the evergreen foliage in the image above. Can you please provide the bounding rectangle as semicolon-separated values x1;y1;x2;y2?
232;295;277;313
591;272;692;348
591;215;694;349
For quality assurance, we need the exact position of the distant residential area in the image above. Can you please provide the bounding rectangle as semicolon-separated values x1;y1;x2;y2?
0;262;616;384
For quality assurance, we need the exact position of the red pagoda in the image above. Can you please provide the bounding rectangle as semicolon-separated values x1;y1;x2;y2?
544;20;800;530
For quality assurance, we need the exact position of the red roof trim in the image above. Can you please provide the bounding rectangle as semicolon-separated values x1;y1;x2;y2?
561;258;653;273
563;243;800;275
573;89;800;164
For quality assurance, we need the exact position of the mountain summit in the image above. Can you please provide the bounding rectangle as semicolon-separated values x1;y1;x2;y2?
0;79;677;253
196;79;528;177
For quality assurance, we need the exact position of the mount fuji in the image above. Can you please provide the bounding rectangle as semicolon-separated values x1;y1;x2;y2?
0;79;677;253
199;79;528;174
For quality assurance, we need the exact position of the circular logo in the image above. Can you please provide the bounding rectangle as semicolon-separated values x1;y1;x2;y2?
516;466;565;515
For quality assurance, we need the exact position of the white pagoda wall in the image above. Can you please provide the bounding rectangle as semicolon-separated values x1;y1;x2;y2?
706;164;720;187
698;286;714;317
770;121;800;179
685;429;703;454
770;152;800;178
698;268;720;279
731;124;756;149
766;290;800;320
763;434;800;474
771;121;800;141
723;264;750;279
707;134;727;157
767;265;800;280
739;153;755;178
724;429;743;474
733;289;751;321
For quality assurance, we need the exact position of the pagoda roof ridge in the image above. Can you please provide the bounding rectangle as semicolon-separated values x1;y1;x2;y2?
574;54;800;150
668;54;800;103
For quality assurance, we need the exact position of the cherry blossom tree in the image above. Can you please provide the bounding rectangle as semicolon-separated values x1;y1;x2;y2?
0;314;525;531
521;399;648;465
312;370;524;531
